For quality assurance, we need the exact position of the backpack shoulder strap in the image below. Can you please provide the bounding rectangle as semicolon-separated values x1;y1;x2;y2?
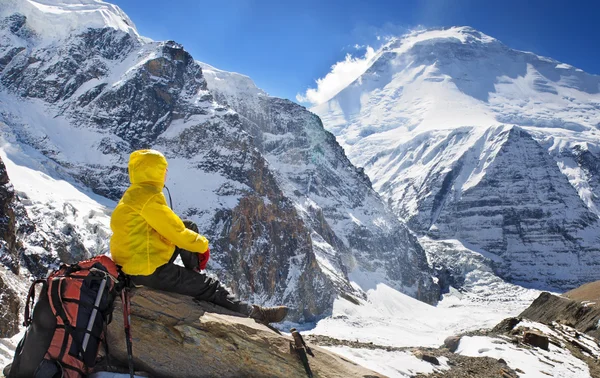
24;279;47;327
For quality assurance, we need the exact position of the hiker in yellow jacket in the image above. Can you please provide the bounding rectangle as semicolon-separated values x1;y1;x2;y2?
110;149;288;324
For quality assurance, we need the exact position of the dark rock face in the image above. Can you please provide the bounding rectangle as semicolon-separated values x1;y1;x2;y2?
0;13;35;40
522;331;549;350
0;274;19;338
0;156;34;274
492;317;521;333
90;41;207;149
1;27;135;103
0;157;21;339
0;157;19;273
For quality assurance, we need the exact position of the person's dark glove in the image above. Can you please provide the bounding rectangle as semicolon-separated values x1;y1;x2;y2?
198;248;210;270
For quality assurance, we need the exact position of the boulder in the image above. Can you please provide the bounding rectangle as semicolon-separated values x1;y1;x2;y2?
443;336;461;352
492;317;521;333
415;352;440;365
105;288;383;378
522;331;549;350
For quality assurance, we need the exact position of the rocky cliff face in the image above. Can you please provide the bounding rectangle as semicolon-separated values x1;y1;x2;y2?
202;64;438;304
0;2;439;322
313;26;600;292
427;126;600;289
0;274;19;339
0;157;19;273
0;157;23;338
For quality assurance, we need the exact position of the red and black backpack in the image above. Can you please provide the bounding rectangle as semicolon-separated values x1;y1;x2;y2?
6;255;124;378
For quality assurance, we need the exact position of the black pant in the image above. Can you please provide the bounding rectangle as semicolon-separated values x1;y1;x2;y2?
130;221;251;316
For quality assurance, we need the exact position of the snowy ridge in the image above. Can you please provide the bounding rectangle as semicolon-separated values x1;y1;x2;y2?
0;0;140;42
314;26;600;291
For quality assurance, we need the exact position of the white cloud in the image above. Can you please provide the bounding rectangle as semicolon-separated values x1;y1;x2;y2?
296;46;378;105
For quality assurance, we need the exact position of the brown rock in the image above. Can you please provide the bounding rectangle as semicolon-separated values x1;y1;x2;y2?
522;331;549;350
444;336;461;352
500;367;519;378
106;288;383;378
418;353;440;365
492;317;521;333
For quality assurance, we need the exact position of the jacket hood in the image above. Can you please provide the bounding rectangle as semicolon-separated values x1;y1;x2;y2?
128;149;168;186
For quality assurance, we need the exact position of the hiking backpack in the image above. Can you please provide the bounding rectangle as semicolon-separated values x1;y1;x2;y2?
7;255;123;378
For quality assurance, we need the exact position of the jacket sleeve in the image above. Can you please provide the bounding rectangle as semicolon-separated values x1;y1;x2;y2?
140;192;209;253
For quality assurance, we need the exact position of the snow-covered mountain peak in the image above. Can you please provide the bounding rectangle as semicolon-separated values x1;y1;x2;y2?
313;25;600;155
386;26;499;54
0;0;140;43
314;25;600;292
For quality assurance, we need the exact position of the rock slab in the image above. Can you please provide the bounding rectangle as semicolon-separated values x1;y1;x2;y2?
105;288;383;378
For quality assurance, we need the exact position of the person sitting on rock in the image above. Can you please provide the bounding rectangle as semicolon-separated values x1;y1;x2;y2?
110;149;288;325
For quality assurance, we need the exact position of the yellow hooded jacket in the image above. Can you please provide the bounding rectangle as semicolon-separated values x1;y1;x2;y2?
110;150;208;275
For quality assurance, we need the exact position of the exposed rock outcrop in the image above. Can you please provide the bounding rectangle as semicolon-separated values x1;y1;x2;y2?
519;291;600;339
0;156;19;273
0;273;19;338
105;288;383;378
0;157;22;339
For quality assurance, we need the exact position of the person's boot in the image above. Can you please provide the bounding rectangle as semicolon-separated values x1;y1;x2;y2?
249;305;289;325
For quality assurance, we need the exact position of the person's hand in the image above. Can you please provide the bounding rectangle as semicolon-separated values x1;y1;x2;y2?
198;248;210;270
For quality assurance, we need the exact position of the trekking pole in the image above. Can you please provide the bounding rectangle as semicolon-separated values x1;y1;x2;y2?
290;328;313;378
121;288;134;378
82;277;108;352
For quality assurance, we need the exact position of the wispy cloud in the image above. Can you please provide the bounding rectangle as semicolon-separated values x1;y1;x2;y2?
297;23;421;106
296;46;377;106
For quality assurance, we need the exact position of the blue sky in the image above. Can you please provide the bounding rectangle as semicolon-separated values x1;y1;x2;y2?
111;0;600;104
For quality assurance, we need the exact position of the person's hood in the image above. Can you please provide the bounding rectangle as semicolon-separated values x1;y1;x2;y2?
128;149;168;186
